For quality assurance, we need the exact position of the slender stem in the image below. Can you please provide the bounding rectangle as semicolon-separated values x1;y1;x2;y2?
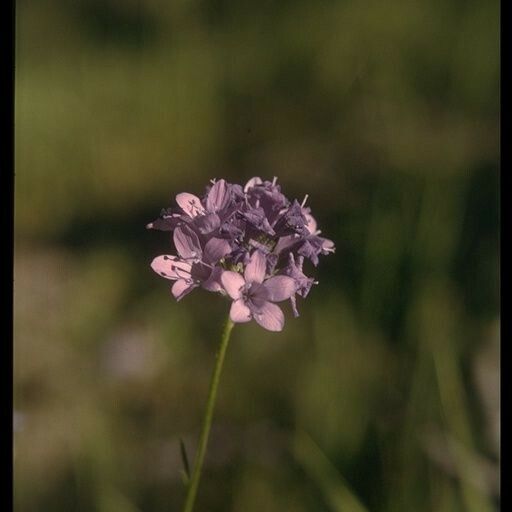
182;316;235;512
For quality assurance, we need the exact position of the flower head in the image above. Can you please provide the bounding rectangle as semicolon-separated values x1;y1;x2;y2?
148;177;335;331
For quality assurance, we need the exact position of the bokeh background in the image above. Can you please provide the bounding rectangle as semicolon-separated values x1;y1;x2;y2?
14;1;500;511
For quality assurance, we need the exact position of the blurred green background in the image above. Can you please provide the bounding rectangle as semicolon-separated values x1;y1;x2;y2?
14;0;500;511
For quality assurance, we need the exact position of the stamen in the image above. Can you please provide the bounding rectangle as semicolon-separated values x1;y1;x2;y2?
272;177;278;186
301;194;309;207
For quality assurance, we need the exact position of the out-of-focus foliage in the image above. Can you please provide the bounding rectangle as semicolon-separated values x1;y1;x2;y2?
14;0;499;511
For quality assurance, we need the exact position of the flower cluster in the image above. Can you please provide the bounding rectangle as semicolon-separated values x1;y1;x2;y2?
148;177;335;331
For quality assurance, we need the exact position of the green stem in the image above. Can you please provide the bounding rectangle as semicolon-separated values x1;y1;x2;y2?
182;316;235;512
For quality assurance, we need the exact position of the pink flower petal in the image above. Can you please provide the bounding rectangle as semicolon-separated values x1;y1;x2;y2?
171;279;196;301
221;271;245;299
151;255;192;280
253;302;285;332
304;212;318;234
263;276;296;302
230;299;252;323
195;213;221;234
176;193;206;218
274;235;298;254
202;267;223;292
204;238;231;264
321;238;335;253
206;179;229;212
173;226;202;260
244;250;266;284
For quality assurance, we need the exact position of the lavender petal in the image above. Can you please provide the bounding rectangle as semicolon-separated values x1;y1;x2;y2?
173;226;202;260
263;276;296;302
253;302;285;332
221;271;245;300
230;299;252;323
244;250;266;284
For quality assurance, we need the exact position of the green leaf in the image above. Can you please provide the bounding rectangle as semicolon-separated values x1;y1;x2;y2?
180;438;191;486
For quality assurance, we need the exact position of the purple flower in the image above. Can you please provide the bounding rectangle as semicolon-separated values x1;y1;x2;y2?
147;179;243;236
148;176;335;331
244;176;289;226
151;226;231;300
173;182;221;235
220;251;296;331
282;253;315;317
273;206;335;266
271;200;309;238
